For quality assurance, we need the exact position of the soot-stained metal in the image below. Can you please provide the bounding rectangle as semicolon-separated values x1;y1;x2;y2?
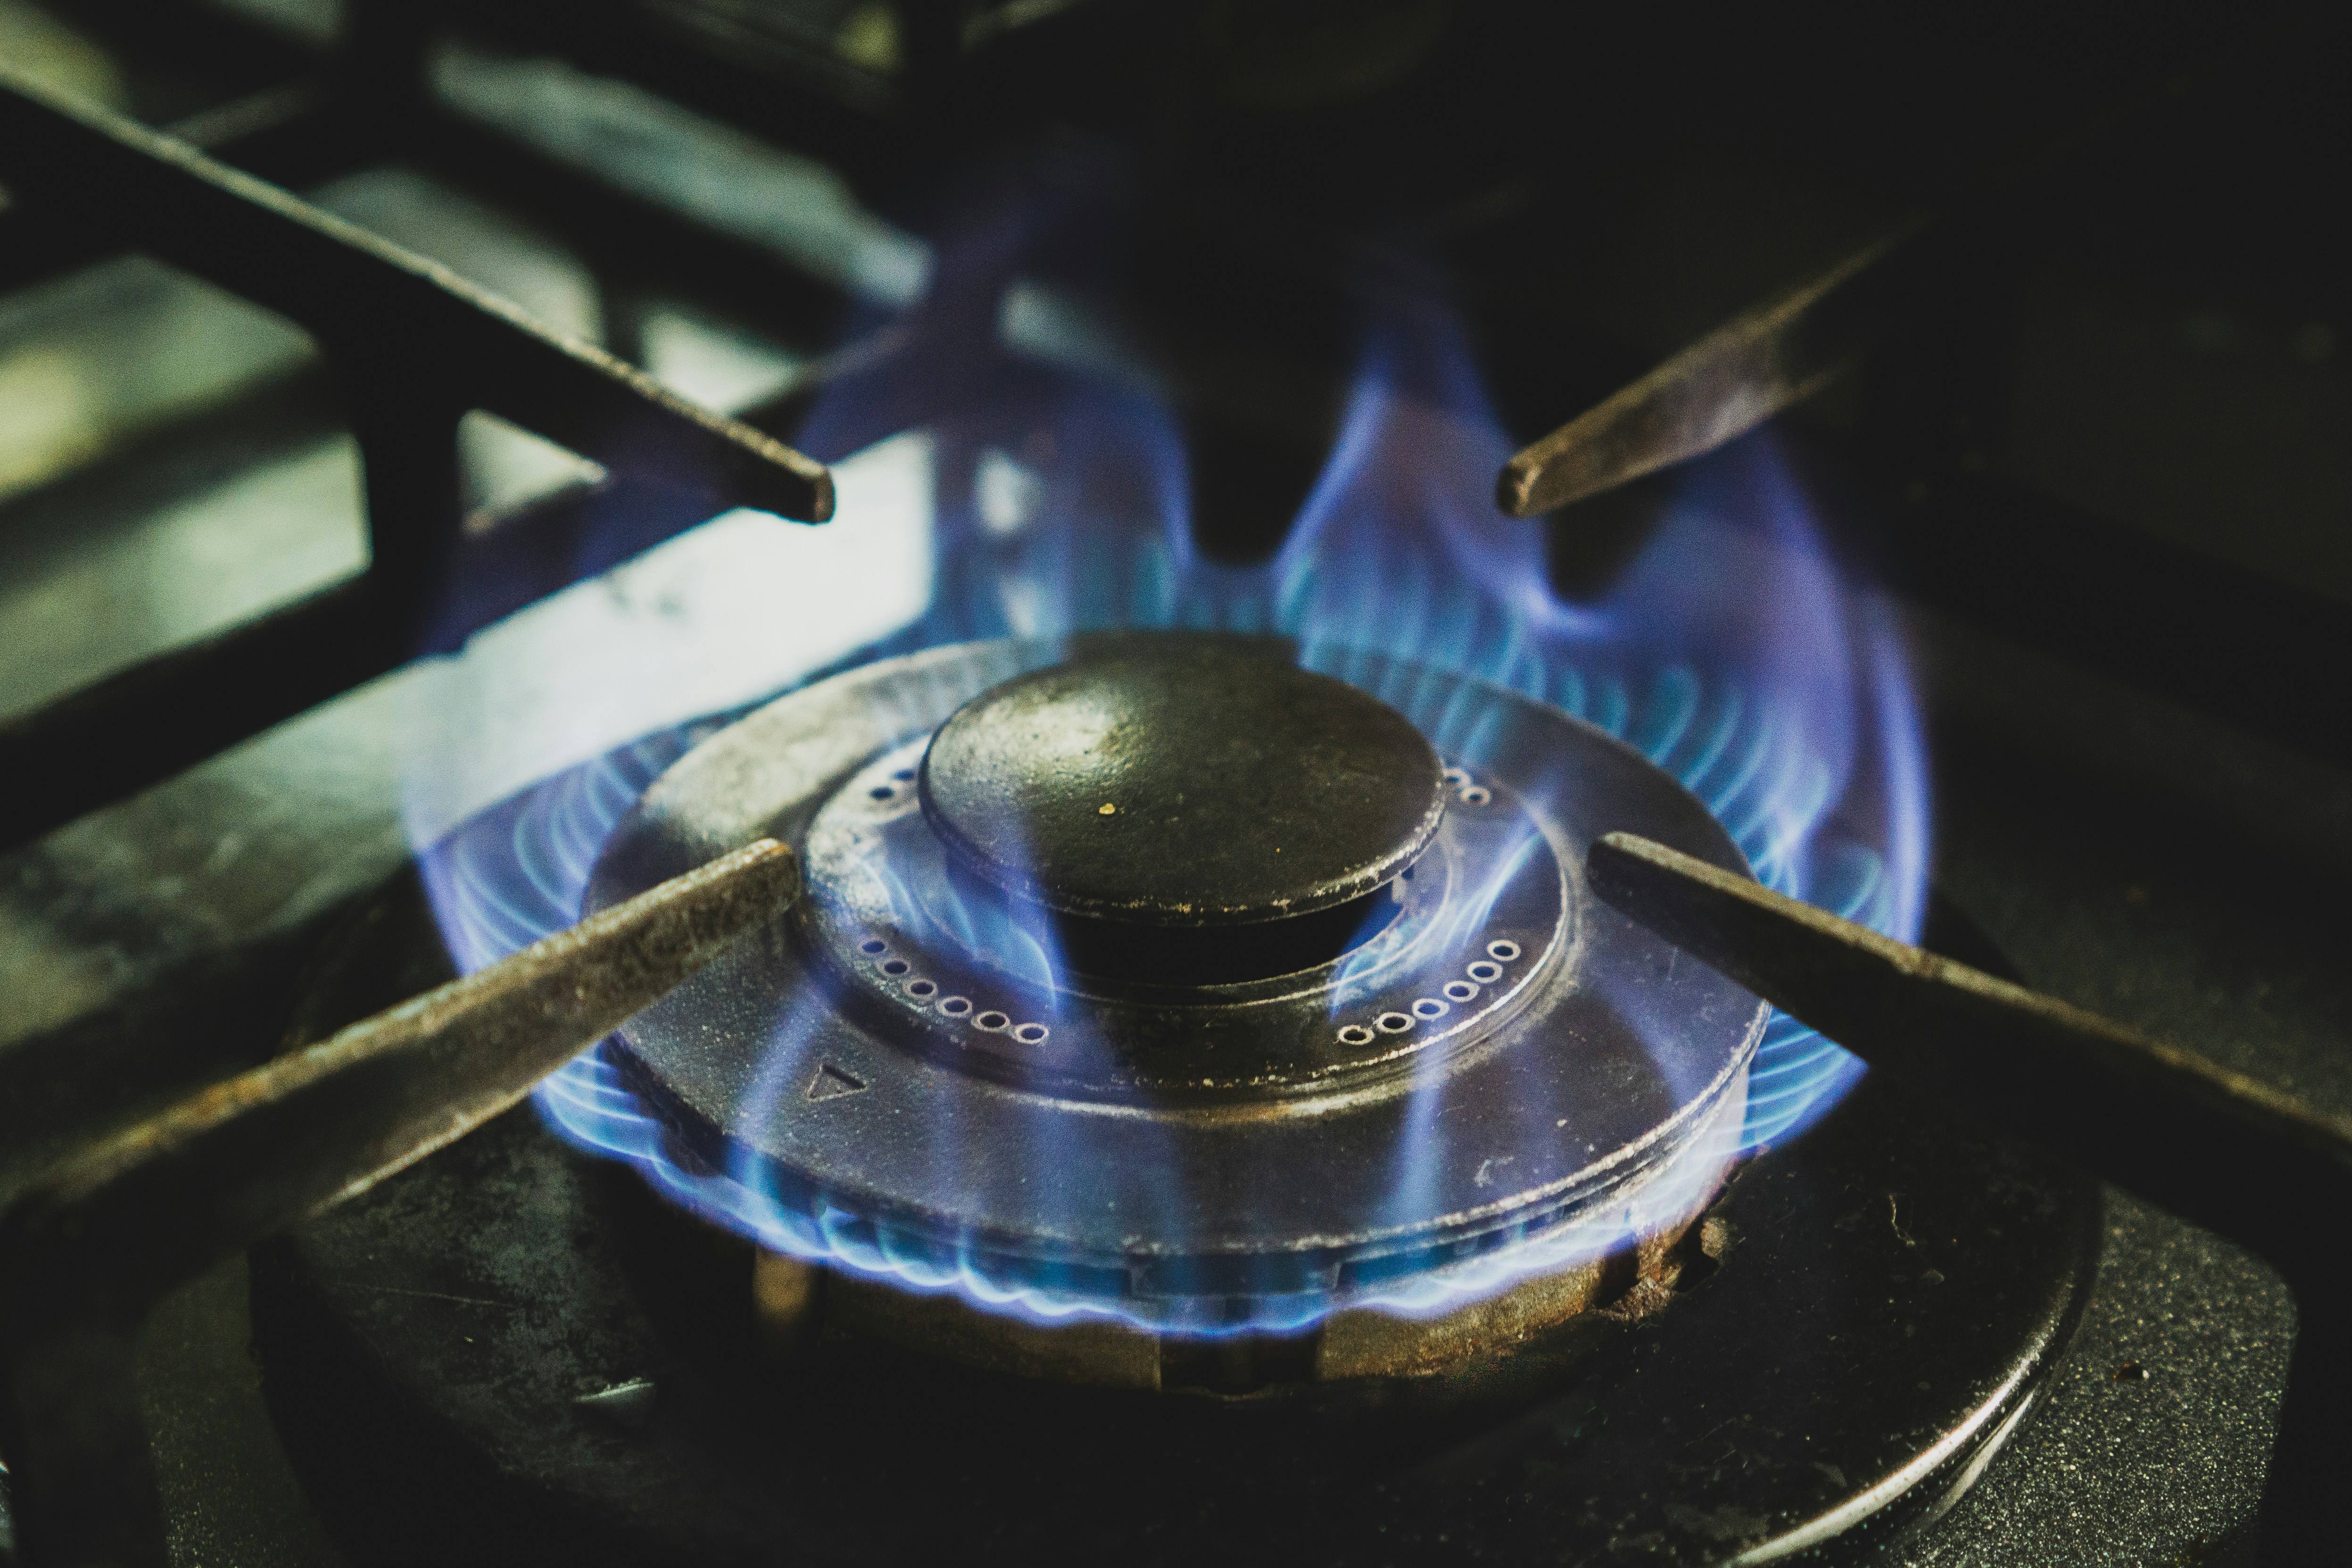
585;632;1764;1318
0;67;834;852
252;1046;2097;1563
1587;831;2352;1565
919;636;1448;926
0;842;800;1568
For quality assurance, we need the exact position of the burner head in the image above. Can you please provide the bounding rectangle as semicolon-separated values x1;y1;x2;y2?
921;637;1445;927
920;637;1445;984
584;633;1763;1336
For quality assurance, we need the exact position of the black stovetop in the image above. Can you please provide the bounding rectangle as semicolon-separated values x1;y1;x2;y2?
3;3;2346;1563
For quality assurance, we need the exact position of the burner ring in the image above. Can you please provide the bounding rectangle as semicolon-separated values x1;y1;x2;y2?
797;735;1561;1098
586;634;1765;1319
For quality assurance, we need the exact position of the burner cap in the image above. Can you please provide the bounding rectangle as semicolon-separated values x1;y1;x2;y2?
919;638;1445;927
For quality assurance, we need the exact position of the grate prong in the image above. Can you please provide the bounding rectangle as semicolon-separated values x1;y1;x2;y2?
1586;830;2351;1566
0;838;798;1568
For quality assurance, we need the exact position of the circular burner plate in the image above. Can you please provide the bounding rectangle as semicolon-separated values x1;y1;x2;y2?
582;637;1765;1309
253;888;2097;1567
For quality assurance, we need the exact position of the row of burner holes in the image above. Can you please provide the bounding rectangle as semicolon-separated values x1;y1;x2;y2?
852;761;1495;1050
872;766;1486;811
1441;764;1491;807
855;768;1051;1044
1334;940;1522;1047
881;763;1484;808
1342;765;1499;1045
856;937;1052;1046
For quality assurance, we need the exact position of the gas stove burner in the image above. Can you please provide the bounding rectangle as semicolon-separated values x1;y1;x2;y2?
258;650;2097;1565
585;631;1763;1339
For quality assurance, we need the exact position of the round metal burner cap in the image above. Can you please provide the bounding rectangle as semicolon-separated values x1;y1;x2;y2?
919;638;1446;926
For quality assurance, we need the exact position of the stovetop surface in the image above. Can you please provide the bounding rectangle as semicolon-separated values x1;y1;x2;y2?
4;2;2347;1562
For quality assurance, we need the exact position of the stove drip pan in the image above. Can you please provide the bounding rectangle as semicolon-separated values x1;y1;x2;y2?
248;640;2097;1561
252;929;2095;1566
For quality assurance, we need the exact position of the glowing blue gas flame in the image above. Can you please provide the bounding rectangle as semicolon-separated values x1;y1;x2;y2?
412;235;1926;1334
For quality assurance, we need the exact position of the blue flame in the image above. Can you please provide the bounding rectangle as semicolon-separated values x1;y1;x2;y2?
412;237;1927;1333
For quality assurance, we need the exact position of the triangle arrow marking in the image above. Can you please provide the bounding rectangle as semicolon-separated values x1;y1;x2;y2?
806;1062;869;1102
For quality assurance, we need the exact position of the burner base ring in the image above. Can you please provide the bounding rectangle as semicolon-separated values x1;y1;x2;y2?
585;635;1766;1322
251;874;2098;1568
